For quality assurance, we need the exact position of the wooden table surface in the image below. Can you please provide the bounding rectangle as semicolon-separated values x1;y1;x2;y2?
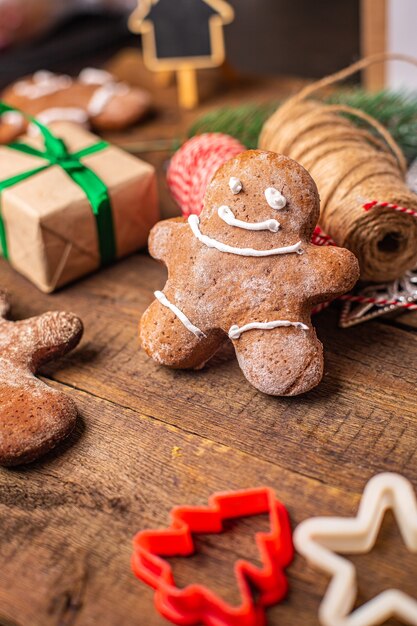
1;51;417;626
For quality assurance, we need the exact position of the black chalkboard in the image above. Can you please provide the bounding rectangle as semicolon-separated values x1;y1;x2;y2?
130;0;234;87
148;0;217;59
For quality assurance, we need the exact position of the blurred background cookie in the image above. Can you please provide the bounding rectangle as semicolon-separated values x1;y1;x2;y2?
1;67;151;139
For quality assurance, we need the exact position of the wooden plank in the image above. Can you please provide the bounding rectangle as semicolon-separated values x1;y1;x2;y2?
382;309;417;330
3;57;417;626
0;384;347;626
1;255;417;496
361;0;387;89
1;383;416;626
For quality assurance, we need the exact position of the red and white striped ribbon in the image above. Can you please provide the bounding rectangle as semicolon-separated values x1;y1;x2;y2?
339;293;417;310
363;200;417;218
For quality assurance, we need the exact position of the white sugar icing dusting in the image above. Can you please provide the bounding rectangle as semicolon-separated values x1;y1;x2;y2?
218;205;280;232
228;320;308;339
188;214;303;256
14;70;72;99
154;291;206;339
35;107;89;126
13;67;130;118
78;67;114;85
229;177;242;194
1;111;24;128
265;187;287;210
87;81;130;117
80;67;130;116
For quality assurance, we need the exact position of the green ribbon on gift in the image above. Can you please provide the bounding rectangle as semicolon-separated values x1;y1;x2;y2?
0;102;116;265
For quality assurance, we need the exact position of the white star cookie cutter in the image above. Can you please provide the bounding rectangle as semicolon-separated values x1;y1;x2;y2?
294;473;417;626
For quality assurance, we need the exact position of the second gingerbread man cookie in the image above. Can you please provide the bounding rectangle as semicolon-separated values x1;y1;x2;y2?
140;151;359;396
0;291;83;465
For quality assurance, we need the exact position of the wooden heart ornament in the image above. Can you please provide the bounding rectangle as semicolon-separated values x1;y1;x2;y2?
0;291;83;466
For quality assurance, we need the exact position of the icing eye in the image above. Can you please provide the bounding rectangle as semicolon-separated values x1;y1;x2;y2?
265;187;286;210
229;177;243;194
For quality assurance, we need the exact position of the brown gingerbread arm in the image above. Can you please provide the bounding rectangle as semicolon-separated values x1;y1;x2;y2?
15;312;83;370
148;218;187;263
299;245;360;303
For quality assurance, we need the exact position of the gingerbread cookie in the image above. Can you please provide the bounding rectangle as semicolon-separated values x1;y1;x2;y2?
0;109;26;144
140;150;359;396
0;68;151;142
0;291;83;466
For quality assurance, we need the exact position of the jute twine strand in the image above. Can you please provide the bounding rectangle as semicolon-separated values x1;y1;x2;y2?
259;53;417;282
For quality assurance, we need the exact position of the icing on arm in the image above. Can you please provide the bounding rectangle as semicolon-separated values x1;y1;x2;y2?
35;108;88;126
229;320;308;339
78;68;114;85
154;291;206;339
1;111;24;128
14;71;72;99
87;81;130;117
188;215;303;256
218;205;280;232
79;67;131;118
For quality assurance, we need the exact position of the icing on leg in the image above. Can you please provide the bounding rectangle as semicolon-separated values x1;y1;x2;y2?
154;291;206;339
229;320;308;340
233;326;323;396
140;298;225;370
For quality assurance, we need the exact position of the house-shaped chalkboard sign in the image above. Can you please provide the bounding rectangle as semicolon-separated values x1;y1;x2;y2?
129;0;234;70
129;0;234;108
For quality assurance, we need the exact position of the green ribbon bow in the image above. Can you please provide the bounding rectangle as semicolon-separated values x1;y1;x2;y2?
0;102;116;264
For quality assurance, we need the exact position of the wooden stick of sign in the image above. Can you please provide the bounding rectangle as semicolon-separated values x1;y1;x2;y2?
129;0;234;109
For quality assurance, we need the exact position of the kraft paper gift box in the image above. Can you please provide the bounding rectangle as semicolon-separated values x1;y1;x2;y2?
0;121;159;292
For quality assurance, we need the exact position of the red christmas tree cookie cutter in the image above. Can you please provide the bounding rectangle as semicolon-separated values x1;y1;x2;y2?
131;487;293;626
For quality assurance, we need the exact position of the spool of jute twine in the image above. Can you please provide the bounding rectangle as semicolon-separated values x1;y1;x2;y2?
260;53;417;282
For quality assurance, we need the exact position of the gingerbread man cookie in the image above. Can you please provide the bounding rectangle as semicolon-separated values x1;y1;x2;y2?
140;150;359;396
0;68;151;142
0;291;83;466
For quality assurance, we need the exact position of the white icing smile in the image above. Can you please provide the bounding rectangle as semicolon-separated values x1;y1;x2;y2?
218;206;280;232
229;177;243;194
154;291;206;339
188;214;302;256
228;320;308;339
265;187;287;210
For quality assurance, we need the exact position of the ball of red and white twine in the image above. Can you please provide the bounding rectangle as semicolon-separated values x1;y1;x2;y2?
167;133;245;217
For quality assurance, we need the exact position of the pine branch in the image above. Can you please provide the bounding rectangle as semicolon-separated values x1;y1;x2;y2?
187;89;417;164
188;102;279;149
327;89;417;164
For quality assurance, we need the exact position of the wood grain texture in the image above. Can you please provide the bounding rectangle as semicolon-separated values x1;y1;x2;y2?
0;250;417;626
1;60;417;626
361;0;387;89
